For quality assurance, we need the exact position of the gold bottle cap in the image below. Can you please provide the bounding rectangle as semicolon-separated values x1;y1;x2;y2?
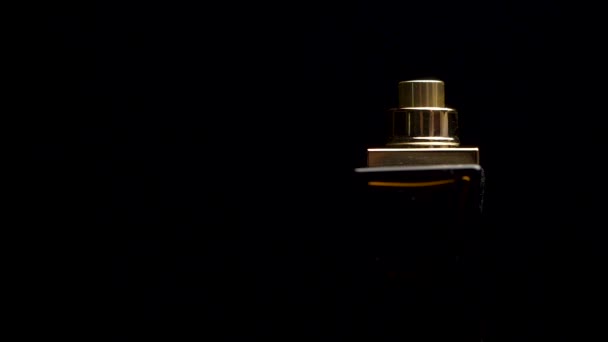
398;80;445;108
389;79;459;147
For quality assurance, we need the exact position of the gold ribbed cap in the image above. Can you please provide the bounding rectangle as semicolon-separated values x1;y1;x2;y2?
398;80;445;108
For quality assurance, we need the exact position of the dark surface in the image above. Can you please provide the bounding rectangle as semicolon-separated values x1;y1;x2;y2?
36;1;607;340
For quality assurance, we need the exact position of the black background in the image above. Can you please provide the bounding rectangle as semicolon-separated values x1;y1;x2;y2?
37;1;606;340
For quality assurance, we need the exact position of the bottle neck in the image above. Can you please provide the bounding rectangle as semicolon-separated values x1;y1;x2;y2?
386;107;460;148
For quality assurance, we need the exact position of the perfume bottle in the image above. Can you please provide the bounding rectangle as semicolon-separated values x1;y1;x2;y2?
351;79;484;341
